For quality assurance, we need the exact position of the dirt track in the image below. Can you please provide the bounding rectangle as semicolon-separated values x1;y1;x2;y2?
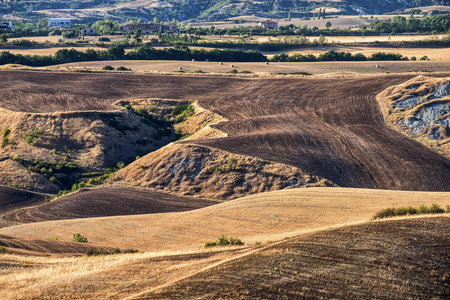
0;186;46;215
4;188;217;224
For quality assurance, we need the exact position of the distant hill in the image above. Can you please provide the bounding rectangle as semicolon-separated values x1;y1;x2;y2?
1;0;449;23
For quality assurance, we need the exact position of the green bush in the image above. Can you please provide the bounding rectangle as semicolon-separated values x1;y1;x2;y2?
204;235;244;248
24;128;44;144
117;66;130;71
228;69;238;74
372;204;446;220
1;128;10;148
86;247;138;256
73;233;88;243
0;246;7;254
103;65;114;70
194;69;204;73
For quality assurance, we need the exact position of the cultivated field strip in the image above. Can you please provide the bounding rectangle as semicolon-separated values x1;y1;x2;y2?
4;188;217;224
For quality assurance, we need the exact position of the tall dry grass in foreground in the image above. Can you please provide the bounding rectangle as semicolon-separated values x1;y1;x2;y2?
0;249;203;299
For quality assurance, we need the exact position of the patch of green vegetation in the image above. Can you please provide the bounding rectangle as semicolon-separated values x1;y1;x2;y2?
372;204;447;220
241;70;252;74
47;237;59;241
2;128;10;148
103;65;114;70
228;69;238;74
24;128;44;145
73;233;88;243
0;246;7;254
172;104;195;124
194;69;204;73
204;235;244;248
117;66;131;71
86;247;138;256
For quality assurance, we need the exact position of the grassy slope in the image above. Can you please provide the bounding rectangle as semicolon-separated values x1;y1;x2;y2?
1;215;448;299
0;187;449;253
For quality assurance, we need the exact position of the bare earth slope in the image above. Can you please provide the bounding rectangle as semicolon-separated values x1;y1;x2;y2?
1;188;449;253
4;188;217;224
0;186;46;215
188;75;450;191
149;217;450;300
1;71;449;193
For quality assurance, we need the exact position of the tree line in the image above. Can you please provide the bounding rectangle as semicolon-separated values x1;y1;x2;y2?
0;45;266;66
0;45;423;67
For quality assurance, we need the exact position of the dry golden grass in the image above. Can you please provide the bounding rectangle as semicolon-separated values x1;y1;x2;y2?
4;47;108;56
1;187;449;253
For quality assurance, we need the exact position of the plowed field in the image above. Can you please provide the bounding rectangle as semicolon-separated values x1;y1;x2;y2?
0;186;47;215
4;188;216;224
1;71;449;191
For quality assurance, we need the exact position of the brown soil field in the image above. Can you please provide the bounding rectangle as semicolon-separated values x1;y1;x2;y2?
0;186;47;215
1;71;449;194
4;188;217;224
54;60;450;75
0;216;448;299
0;188;449;253
149;217;450;300
0;234;91;256
187;75;450;191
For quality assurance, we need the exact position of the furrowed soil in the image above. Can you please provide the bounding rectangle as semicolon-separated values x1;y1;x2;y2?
0;216;448;299
1;70;449;198
4;188;217;224
0;186;47;215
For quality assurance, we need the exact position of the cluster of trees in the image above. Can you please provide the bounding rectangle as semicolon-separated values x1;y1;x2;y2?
370;15;450;34
271;51;409;62
0;45;266;67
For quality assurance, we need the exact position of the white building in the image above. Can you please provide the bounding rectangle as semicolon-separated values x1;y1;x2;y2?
48;18;72;29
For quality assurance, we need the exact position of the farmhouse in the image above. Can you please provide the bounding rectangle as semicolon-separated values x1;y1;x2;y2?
122;23;178;35
81;27;96;36
258;20;278;29
48;18;71;29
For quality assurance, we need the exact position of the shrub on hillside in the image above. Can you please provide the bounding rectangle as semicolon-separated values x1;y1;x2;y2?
73;233;88;243
0;246;7;254
103;65;114;70
117;66;130;71
204;235;244;248
372;204;446;220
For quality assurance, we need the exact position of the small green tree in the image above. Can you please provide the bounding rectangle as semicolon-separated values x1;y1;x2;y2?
73;233;88;243
0;34;7;43
228;158;238;171
325;21;332;29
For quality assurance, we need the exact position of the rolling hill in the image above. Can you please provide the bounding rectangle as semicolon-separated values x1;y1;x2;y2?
1;214;449;298
1;0;448;22
1;187;449;253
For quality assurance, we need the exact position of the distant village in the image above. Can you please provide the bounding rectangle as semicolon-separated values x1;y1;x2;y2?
1;18;279;36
